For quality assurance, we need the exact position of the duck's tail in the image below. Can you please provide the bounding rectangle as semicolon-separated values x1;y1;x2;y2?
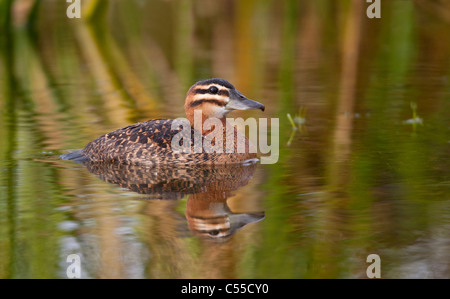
60;149;88;162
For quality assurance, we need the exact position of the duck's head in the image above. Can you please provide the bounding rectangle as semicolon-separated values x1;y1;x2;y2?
185;78;265;124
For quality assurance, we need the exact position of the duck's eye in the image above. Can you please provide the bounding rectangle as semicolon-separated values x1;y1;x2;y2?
209;86;219;94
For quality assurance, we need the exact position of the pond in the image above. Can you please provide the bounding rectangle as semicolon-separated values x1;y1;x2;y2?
0;0;449;279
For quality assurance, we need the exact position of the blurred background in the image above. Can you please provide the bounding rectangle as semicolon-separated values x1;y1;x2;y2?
1;0;450;278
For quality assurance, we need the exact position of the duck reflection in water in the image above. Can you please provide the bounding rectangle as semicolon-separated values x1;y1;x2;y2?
81;161;265;240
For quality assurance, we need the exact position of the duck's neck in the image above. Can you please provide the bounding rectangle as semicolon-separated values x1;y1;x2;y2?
185;110;255;154
188;113;254;155
186;110;228;136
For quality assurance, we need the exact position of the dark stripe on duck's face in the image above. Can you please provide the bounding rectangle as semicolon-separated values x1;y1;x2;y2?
194;88;230;97
190;99;227;108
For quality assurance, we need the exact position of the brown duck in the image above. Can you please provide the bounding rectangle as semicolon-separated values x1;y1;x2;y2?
61;78;265;165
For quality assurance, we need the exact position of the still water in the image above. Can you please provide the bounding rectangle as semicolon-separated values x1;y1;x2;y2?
1;0;450;278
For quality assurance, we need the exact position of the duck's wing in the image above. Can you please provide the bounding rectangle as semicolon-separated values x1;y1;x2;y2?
101;119;180;149
62;119;194;164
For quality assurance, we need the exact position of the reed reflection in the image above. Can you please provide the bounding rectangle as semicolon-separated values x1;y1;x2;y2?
81;161;265;240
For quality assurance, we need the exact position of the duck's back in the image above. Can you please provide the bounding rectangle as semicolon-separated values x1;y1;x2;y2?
61;119;256;166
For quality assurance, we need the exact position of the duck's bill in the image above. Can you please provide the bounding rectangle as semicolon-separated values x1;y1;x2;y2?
226;90;265;112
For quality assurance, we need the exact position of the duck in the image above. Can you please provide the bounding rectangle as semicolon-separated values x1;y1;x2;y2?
61;78;265;166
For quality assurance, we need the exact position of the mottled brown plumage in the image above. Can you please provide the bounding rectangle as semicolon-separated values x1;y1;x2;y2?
61;78;265;165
